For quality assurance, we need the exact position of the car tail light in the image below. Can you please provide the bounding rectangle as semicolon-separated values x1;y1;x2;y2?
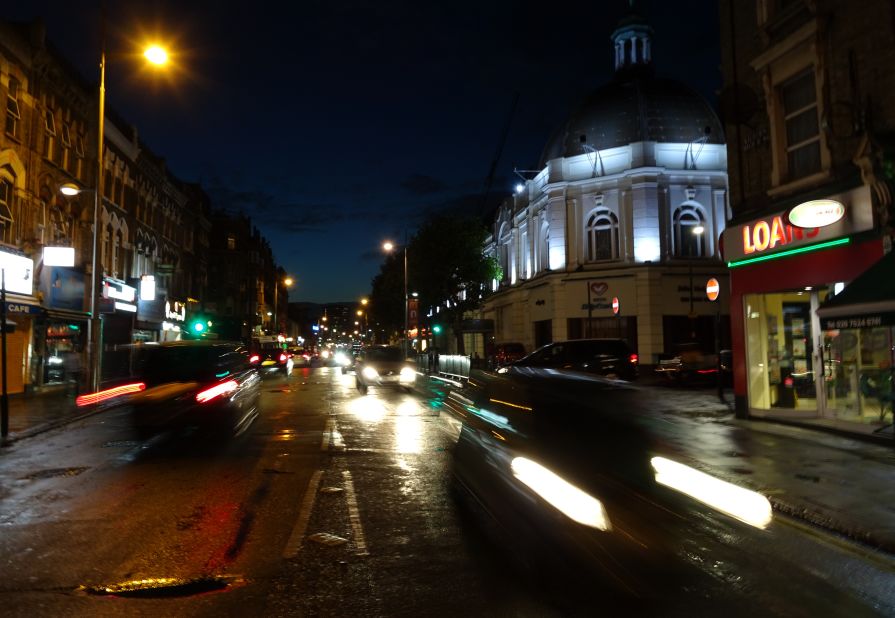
76;382;146;407
249;354;260;364
279;353;287;362
629;353;639;364
196;380;238;404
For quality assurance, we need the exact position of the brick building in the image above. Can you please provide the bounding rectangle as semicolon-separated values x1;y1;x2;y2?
719;0;895;432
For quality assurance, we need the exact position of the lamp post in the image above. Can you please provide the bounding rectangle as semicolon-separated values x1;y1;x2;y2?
272;274;293;335
688;225;705;335
60;36;169;394
383;241;408;357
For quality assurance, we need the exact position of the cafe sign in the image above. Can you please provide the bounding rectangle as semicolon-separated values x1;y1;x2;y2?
788;199;845;229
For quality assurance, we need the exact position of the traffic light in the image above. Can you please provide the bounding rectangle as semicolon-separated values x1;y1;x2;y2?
432;324;442;335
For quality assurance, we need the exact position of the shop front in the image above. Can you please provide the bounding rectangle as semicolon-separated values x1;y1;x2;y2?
37;265;88;388
1;248;38;394
724;185;890;433
101;278;137;382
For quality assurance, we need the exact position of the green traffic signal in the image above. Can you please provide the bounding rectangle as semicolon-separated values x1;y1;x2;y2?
432;324;442;334
191;321;205;333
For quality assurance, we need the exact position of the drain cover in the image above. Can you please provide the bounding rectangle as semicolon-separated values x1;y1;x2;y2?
80;575;242;598
20;467;89;481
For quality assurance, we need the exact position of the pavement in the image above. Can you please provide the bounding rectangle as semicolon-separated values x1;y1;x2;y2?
2;370;894;558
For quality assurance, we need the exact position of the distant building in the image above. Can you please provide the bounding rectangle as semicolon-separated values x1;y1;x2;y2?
719;0;895;429
481;9;730;365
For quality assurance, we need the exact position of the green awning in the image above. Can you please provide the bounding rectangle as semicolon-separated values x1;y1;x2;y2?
817;250;895;329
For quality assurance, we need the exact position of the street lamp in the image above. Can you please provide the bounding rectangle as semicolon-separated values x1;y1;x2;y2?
60;37;170;394
383;240;408;357
689;224;705;323
272;274;294;335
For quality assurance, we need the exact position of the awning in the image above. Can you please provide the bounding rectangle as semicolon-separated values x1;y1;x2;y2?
817;250;895;329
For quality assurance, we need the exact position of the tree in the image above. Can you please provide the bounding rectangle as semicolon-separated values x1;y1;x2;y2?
410;214;499;353
369;213;499;352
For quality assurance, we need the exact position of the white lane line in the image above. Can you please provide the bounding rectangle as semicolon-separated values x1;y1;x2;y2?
282;469;324;559
321;418;346;451
321;419;333;451
341;470;369;557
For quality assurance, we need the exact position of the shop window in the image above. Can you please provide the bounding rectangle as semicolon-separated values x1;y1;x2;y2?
586;209;619;261
44;109;57;162
781;69;821;180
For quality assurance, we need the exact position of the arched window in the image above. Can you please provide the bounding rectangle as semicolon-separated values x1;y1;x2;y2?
586;209;619;261
0;177;13;245
673;204;706;258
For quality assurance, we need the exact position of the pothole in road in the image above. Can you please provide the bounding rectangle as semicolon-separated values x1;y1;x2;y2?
79;575;243;598
19;467;89;481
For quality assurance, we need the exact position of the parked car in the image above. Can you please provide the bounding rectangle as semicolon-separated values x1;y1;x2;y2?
490;342;526;368
506;338;638;381
655;344;732;386
354;345;416;393
76;341;262;439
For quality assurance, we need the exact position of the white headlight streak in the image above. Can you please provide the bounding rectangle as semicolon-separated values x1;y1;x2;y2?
651;456;772;529
362;366;379;380
511;457;611;531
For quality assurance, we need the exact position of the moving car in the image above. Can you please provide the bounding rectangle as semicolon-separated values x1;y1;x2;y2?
77;341;262;439
334;347;357;374
251;339;293;376
354;345;416;393
443;369;772;600
506;338;638;381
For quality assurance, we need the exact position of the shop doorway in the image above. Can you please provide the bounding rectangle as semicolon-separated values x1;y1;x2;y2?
744;290;823;414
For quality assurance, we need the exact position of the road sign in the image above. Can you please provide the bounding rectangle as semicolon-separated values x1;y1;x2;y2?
611;296;619;315
706;278;720;301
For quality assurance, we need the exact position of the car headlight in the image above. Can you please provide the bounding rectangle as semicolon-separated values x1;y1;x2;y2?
511;456;610;531
335;352;348;365
399;367;416;382
362;366;379;380
651;456;772;529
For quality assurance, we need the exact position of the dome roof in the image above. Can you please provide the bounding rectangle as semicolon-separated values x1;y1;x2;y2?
540;72;725;166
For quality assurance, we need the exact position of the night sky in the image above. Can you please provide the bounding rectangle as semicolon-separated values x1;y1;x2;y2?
5;0;720;303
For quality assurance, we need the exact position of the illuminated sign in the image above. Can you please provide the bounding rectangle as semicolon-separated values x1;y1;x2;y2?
611;297;619;315
722;186;873;264
140;275;156;301
43;246;75;267
165;300;187;322
742;216;819;255
0;250;34;295
114;301;137;313
706;278;720;301
788;200;845;229
104;279;136;302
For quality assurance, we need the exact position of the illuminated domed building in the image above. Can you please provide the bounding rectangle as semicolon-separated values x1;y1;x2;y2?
481;9;731;365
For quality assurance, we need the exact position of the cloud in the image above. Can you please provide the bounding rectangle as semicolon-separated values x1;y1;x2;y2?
400;173;446;195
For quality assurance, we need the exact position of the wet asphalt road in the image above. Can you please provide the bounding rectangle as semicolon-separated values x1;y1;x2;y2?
0;366;893;616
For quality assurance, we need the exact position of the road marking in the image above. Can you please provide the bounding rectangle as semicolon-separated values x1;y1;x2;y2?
321;418;345;451
282;469;324;559
342;470;369;557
